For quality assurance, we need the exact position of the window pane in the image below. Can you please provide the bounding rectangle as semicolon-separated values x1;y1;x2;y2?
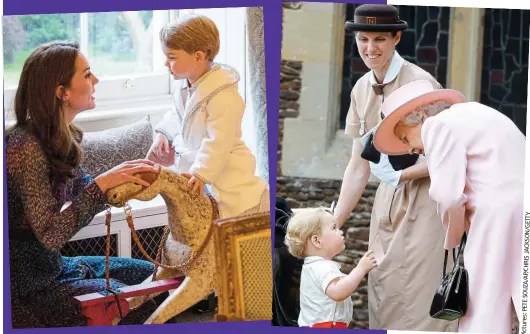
88;11;157;77
2;14;80;88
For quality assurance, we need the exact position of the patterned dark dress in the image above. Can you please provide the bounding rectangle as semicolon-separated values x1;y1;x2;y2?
7;127;165;328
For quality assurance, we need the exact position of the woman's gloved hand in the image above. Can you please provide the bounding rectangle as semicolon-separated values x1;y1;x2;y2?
370;154;403;188
359;126;402;188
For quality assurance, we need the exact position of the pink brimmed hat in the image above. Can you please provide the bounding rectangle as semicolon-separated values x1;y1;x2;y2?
373;80;466;155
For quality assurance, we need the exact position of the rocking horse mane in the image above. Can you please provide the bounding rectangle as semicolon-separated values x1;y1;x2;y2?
106;166;210;206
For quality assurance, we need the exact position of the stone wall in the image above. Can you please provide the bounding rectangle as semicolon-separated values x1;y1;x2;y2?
278;59;302;176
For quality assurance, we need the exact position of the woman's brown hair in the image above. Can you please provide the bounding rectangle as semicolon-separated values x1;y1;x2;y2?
10;40;84;178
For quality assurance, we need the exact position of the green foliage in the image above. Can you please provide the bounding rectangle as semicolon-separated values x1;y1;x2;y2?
18;14;80;47
3;11;155;85
88;11;152;59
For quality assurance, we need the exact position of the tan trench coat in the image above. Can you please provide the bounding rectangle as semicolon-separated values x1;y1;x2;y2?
345;54;458;332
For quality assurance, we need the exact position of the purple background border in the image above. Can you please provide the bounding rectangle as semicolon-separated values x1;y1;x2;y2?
3;0;384;333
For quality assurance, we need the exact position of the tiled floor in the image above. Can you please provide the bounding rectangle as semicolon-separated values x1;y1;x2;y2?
167;309;216;323
166;297;217;324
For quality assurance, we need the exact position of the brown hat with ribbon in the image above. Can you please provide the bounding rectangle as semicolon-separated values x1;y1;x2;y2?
345;4;408;33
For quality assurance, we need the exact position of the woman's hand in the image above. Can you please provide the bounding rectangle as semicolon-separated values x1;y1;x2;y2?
95;159;159;193
399;159;430;182
369;154;403;188
146;133;175;166
331;201;346;228
181;173;206;197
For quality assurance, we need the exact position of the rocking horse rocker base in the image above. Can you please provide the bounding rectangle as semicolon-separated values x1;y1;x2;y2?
74;278;184;326
73;166;272;325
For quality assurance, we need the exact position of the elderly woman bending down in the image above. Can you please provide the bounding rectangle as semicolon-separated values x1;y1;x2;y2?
373;80;525;334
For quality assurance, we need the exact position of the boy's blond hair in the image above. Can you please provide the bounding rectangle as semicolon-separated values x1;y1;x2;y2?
284;207;331;259
159;14;220;62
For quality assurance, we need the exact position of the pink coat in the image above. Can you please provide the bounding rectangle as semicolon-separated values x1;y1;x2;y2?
422;101;524;332
422;101;525;249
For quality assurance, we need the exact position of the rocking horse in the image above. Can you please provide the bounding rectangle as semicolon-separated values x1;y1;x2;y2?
74;165;219;325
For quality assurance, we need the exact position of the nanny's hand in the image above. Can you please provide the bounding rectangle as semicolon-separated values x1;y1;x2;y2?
95;159;159;193
147;133;175;166
356;250;378;274
330;200;347;229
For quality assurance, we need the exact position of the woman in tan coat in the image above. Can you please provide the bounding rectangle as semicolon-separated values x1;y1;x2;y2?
333;4;456;331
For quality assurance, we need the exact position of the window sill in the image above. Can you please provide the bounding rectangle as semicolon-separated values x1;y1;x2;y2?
89;195;168;226
4;95;173;131
73;95;173;131
78;95;172;121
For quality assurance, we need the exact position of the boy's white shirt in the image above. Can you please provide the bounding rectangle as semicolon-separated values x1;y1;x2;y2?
154;63;267;218
298;256;354;327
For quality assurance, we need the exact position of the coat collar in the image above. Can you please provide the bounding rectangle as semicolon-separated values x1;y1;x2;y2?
174;63;240;142
304;256;341;269
368;50;405;85
182;63;220;91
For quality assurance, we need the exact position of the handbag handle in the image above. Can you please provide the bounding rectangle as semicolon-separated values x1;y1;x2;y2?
454;232;467;267
442;232;468;277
